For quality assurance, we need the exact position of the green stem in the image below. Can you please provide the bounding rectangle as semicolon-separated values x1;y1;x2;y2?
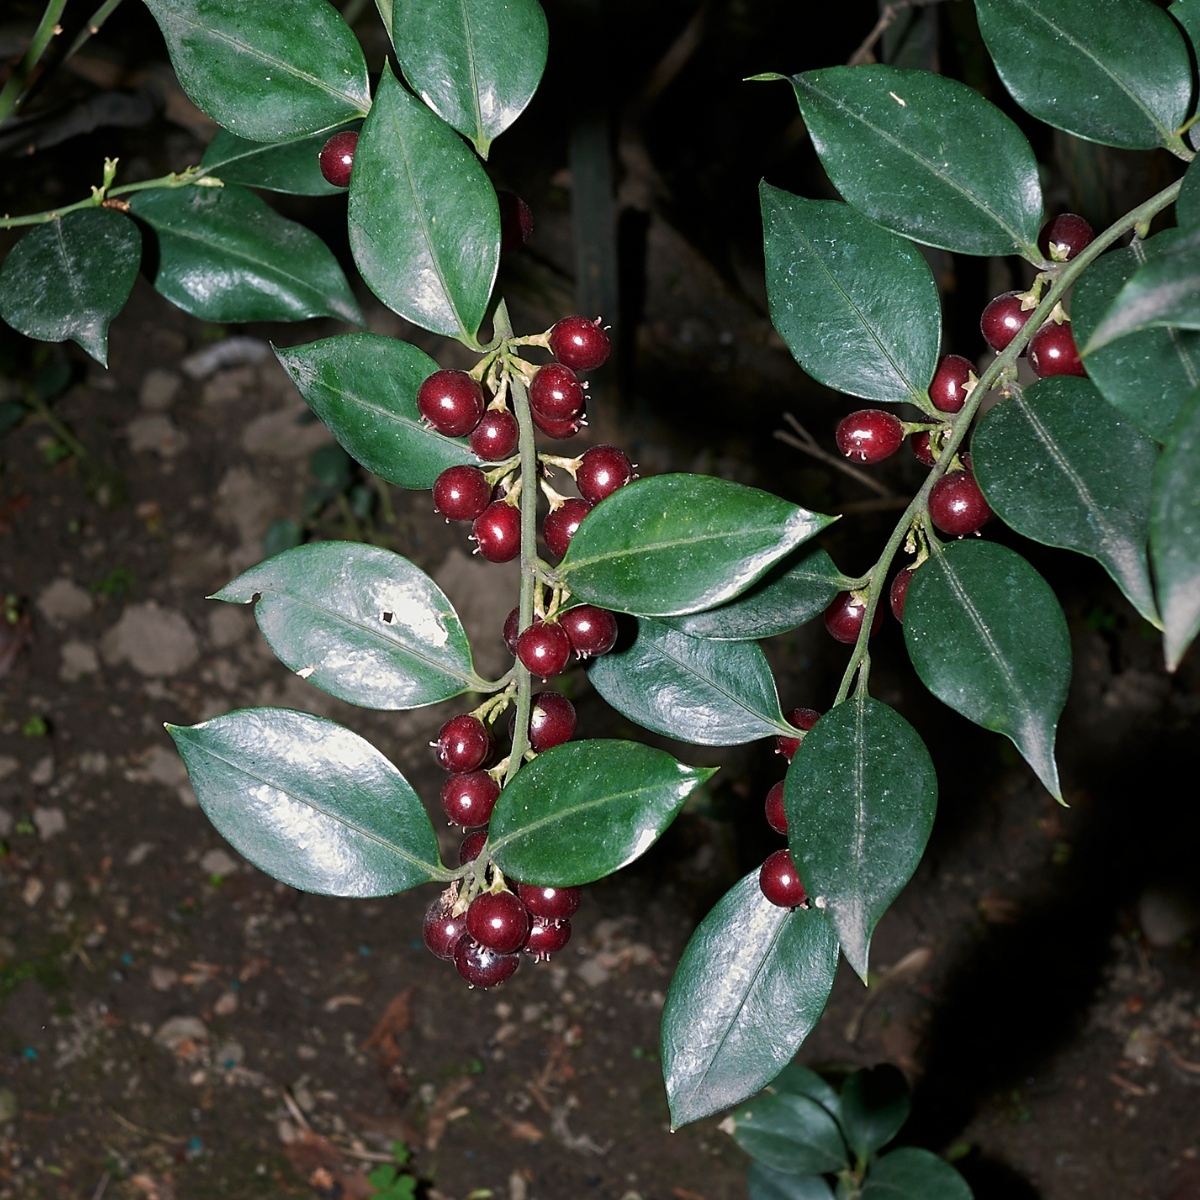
64;0;126;62
832;174;1183;706
25;391;87;461
0;0;69;124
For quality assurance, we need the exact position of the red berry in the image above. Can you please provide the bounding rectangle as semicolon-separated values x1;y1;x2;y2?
929;355;974;414
835;409;905;464
498;191;534;254
435;714;490;773
559;605;617;658
470;408;519;461
530;364;585;421
526;691;576;752
543;498;591;559
472;501;521;562
503;606;521;656
524;917;571;960
1038;213;1094;263
467;891;530;954
517;883;582;921
459;830;488;865
423;897;469;960
517;620;572;679
911;430;936;467
759;849;807;908
775;707;820;760
549;316;611;371
929;471;992;536
1027;322;1086;378
417;370;485;437
454;936;519;988
440;770;500;828
765;781;787;835
318;131;358;188
981;291;1032;353
433;465;491;521
532;408;584;439
823;593;883;645
576;445;634;504
889;569;915;623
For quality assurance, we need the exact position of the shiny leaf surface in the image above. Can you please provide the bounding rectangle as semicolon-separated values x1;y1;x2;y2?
769;1065;841;1121
661;871;839;1128
1176;150;1200;229
748;1165;835;1200
838;1066;911;1160
861;1148;972;1200
168;708;441;896
904;540;1070;799
201;123;362;194
213;542;481;710
732;1092;848;1175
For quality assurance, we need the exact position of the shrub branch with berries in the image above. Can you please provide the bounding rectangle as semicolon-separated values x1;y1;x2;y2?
2;0;1200;1174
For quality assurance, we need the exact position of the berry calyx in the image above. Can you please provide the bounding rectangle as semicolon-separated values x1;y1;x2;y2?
470;408;519;461
775;707;820;760
459;830;488;865
1027;321;1086;378
454;936;519;988
759;849;807;908
472;501;521;562
498;191;534;254
543;498;591;559
526;691;576;752
517;620;572;679
549;316;611;371
423;897;469;960
835;409;905;464
765;781;787;835
928;471;992;536
435;714;491;773
417;370;485;437
890;568;915;623
517;883;582;921
576;445;634;504
929;355;975;414
524;917;571;961
1038;213;1094;263
823;593;883;645
532;408;584;439
467;891;530;954
911;430;936;467
318;131;358;188
530;364;585;421
980;291;1032;353
559;605;618;658
440;770;500;828
433;465;491;521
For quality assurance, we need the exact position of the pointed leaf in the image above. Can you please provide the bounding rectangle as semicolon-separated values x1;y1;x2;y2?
661;870;839;1128
0;208;139;366
167;708;442;896
783;692;937;980
142;0;370;142
974;0;1191;151
749;1164;836;1200
861;1148;972;1200
903;540;1070;798
201;122;362;194
213;541;483;710
838;1066;911;1160
487;741;713;886
348;66;500;340
768;1065;841;1122
760;186;939;405
558;474;836;617
787;65;1043;258
129;184;362;324
732;1092;848;1175
972;376;1159;624
274;334;479;489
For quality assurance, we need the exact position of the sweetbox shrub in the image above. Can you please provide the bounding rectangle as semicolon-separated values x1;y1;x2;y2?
2;0;1200;1182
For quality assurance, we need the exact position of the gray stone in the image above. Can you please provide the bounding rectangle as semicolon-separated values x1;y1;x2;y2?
200;848;238;876
214;466;278;548
29;756;53;786
1139;888;1199;947
101;602;199;677
35;578;92;624
32;806;66;841
154;1015;208;1049
207;605;252;649
181;336;270;379
126;414;189;458
241;404;333;459
139;369;182;411
59;640;99;682
434;547;522;679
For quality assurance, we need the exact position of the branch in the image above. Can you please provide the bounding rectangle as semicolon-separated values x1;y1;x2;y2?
847;0;945;68
774;412;896;499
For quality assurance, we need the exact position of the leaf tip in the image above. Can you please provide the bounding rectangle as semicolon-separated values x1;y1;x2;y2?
744;72;786;83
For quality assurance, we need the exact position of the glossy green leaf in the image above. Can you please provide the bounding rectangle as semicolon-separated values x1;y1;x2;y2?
769;1065;841;1121
487;740;713;886
213;541;483;709
391;0;548;157
274;334;478;489
129;184;362;325
784;692;936;980
661;870;839;1128
1176;152;1200;229
348;66;500;340
142;0;370;142
0;208;139;366
587;618;790;746
786;65;1043;258
201;122;362;194
732;1092;848;1175
559;474;836;617
748;1164;835;1200
861;1148;972;1200
904;540;1070;799
1072;235;1200;441
973;376;1159;625
1151;387;1200;670
760;186;940;405
167;708;441;896
839;1066;911;1161
975;0;1191;152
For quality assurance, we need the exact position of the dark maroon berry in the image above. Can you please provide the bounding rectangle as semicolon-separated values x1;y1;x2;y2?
436;714;490;773
576;445;634;504
549;316;611;371
765;781;787;835
823;593;883;645
433;465;491;521
467;891;530;954
459;830;488;865
532;408;584;439
440;770;500;828
318;131;358;188
423;897;469;960
930;355;975;414
1028;321;1085;378
835;409;905;464
890;568;915;623
454;936;519;987
417;370;485;437
911;430;936;467
775;707;821;760
517;620;572;679
559;605;617;658
498;191;534;254
526;691;576;752
470;408;519;461
503;606;521;655
929;471;992;537
472;501;521;562
530;364;585;421
981;291;1032;353
517;883;582;921
759;849;807;908
543;498;591;559
1038;213;1094;263
524;917;571;960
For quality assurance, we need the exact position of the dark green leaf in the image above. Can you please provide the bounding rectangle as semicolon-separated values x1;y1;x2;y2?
274;334;479;489
487;740;713;886
784;692;936;980
904;540;1070;799
768;1065;841;1122
760;186;940;405
839;1066;910;1161
974;0;1191;152
262;518;304;557
130;184;362;324
587;618;791;745
1176;151;1200;229
861;1148;972;1200
142;0;370;142
748;1164;835;1200
391;0;548;156
559;474;836;617
786;65;1043;258
348;66;500;340
732;1092;848;1175
212;541;483;709
973;376;1159;624
0;209;139;366
201;122;362;194
1151;387;1200;669
167;708;442;896
661;871;838;1128
0;401;25;436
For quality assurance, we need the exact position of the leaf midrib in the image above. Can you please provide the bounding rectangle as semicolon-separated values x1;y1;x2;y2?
457;0;486;147
563;521;797;574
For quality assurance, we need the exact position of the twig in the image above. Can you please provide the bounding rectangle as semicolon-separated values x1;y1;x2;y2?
0;0;69;125
636;5;706;113
847;0;945;68
775;412;896;499
64;0;126;63
90;1173;111;1200
281;1087;313;1133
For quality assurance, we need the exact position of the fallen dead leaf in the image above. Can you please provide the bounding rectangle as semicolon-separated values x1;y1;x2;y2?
364;987;412;1069
425;1078;473;1150
130;1174;176;1200
503;1118;545;1142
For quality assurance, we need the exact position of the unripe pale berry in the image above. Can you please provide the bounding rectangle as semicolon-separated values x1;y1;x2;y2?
417;370;485;437
929;355;975;414
318;131;358;188
1028;321;1085;378
549;316;611;371
823;593;883;645
928;471;992;536
433;465;491;521
576;445;634;504
835;409;905;464
759;849;807;908
543;498;591;559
